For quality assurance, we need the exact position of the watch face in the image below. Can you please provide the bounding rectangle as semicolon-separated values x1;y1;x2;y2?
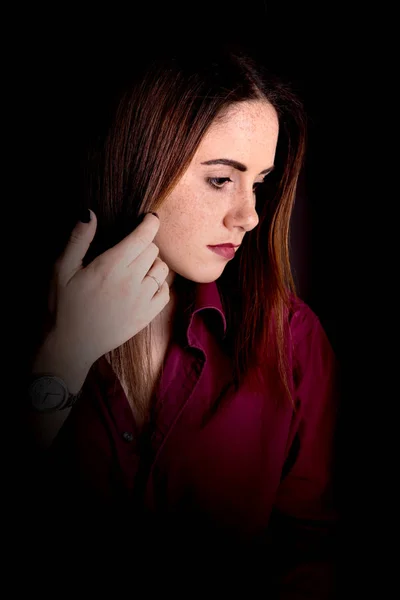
30;376;68;412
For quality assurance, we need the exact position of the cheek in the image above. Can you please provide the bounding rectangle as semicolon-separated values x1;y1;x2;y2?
159;186;216;236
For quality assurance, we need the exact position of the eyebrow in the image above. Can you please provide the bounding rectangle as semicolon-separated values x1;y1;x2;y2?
200;158;275;176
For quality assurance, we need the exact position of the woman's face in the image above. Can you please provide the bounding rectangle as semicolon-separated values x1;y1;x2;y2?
154;99;279;286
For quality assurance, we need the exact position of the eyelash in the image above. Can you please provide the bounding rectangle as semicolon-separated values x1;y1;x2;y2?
206;177;265;193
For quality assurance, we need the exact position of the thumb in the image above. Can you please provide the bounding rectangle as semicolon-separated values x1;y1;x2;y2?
55;209;97;285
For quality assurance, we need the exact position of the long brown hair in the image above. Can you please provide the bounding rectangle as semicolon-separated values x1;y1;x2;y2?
82;44;307;424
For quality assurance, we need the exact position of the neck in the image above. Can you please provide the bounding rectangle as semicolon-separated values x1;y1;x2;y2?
153;283;178;332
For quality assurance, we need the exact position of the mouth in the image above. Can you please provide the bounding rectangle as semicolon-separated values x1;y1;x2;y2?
209;243;240;249
207;245;238;260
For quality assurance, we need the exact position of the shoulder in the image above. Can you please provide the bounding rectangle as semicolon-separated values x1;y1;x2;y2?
287;294;337;384
288;293;323;347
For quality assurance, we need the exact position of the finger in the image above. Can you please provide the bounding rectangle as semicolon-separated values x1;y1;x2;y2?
149;279;170;304
106;212;160;268
128;241;160;277
141;257;169;293
55;209;97;285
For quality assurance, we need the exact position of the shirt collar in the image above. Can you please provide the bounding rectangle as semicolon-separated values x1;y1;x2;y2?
181;280;227;345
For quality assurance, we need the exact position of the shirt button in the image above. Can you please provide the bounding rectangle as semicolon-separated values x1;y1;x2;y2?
122;431;134;442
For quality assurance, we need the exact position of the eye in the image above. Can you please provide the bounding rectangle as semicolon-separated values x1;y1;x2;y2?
253;177;269;194
207;177;232;190
206;177;268;193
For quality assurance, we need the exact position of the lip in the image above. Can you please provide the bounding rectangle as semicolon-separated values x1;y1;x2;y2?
207;244;239;260
208;243;240;249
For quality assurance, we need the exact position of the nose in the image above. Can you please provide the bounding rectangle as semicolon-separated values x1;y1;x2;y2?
224;191;260;233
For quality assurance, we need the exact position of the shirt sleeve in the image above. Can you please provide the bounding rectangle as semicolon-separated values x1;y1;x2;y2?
269;303;340;599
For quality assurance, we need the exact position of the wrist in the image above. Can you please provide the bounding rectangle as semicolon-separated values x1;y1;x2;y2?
31;329;92;394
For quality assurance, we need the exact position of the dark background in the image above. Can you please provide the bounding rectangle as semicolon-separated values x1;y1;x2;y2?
13;1;396;594
22;5;350;359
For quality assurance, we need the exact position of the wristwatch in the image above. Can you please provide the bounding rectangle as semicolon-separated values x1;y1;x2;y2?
28;374;83;413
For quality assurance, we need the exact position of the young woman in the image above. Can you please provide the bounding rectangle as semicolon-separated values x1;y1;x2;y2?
25;44;339;595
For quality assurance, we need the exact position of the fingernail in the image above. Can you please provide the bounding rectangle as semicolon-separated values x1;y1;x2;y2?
133;212;158;228
79;209;91;223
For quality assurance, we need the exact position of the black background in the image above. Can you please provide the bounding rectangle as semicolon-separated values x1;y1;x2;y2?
11;2;397;594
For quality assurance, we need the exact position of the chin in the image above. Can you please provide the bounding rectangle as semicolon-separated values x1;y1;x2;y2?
177;267;226;284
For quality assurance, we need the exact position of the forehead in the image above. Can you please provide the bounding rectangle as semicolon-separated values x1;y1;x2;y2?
194;100;279;162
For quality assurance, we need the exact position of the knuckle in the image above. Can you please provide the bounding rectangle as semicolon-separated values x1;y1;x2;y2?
92;256;113;281
68;232;82;246
136;234;150;248
149;242;160;255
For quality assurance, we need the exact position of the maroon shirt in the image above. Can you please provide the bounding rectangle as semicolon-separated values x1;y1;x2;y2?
42;281;339;596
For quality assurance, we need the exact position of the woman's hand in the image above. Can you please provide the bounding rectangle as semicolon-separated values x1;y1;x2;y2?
34;210;170;383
